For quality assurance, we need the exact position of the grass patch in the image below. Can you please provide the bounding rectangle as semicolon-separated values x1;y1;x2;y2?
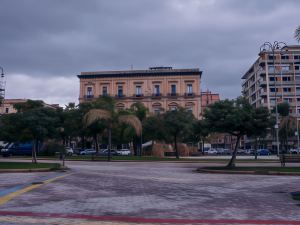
0;162;61;170
202;166;300;173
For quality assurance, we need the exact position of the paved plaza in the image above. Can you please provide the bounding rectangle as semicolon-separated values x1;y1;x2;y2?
0;160;300;224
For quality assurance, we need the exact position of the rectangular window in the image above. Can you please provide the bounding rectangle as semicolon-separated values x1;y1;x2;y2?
284;98;292;103
102;86;108;96
268;65;275;73
135;86;142;97
269;77;276;81
281;65;289;71
171;84;176;96
294;55;300;60
5;108;9;114
270;88;276;92
187;84;193;94
281;55;289;60
297;98;300;102
86;87;93;97
297;87;300;93
268;55;274;60
270;98;276;104
154;85;160;96
282;77;291;81
118;86;123;97
283;87;291;92
295;65;300;71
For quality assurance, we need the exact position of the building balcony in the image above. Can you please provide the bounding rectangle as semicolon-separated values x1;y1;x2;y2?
151;93;162;99
132;94;144;98
84;95;94;99
184;92;195;98
259;80;267;87
115;94;125;98
167;93;178;98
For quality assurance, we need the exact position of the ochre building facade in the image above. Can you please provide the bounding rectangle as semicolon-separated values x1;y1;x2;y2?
78;67;203;119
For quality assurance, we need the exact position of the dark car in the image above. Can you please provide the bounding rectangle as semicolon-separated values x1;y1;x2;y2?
258;149;271;156
1;142;37;157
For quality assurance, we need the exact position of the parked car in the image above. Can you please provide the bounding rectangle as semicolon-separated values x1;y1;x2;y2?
80;149;96;155
257;149;271;156
237;149;247;155
289;148;300;154
1;142;39;157
116;149;131;156
65;147;73;156
207;149;218;155
73;148;84;155
97;149;118;156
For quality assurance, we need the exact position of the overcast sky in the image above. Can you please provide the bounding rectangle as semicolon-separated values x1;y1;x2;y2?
0;0;299;106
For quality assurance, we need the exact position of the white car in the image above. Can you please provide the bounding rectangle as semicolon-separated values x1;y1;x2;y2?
80;149;96;155
289;149;300;154
116;149;131;156
207;149;218;155
65;147;74;156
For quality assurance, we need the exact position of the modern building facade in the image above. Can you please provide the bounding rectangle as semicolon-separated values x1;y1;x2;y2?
78;67;203;119
242;45;300;116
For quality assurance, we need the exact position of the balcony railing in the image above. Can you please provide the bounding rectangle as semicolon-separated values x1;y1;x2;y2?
168;93;178;97
115;94;125;98
132;94;144;98
151;93;162;98
184;92;195;97
84;95;94;99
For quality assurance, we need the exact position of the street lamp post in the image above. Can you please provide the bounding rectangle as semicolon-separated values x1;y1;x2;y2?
0;66;5;111
260;41;287;156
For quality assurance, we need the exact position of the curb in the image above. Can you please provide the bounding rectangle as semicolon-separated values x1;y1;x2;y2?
197;168;300;176
0;167;67;173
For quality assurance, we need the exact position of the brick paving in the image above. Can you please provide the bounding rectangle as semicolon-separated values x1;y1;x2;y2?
0;161;300;224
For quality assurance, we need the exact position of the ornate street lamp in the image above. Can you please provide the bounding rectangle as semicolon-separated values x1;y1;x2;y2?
0;66;5;110
259;41;287;156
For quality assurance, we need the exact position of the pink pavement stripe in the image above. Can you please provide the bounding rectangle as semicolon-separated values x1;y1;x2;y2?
0;211;300;224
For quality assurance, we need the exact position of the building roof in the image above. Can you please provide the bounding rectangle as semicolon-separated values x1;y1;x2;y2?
78;67;202;79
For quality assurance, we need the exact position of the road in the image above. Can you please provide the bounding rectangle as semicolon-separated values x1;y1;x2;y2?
0;160;300;224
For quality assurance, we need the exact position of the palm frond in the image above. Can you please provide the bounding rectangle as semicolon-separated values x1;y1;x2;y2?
83;109;111;127
295;25;300;43
119;115;142;136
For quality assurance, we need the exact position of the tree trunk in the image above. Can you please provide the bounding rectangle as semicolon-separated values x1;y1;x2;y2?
174;134;179;159
254;137;258;160
32;139;37;164
108;126;112;161
226;135;241;168
94;134;99;153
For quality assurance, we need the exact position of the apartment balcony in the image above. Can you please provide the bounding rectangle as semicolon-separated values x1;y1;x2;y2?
151;93;162;99
84;95;94;100
115;94;125;98
132;94;144;99
260;90;268;97
184;92;195;98
167;93;178;98
259;80;267;87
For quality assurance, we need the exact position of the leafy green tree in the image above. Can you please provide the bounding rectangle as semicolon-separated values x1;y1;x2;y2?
163;108;195;159
204;97;271;168
0;100;61;163
295;25;300;43
193;119;210;153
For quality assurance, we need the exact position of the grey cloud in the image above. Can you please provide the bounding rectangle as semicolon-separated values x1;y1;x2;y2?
0;0;299;105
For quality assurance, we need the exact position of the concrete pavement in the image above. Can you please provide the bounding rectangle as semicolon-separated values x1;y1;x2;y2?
0;160;299;224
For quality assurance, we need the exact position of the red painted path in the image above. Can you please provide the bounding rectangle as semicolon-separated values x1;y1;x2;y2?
0;210;300;224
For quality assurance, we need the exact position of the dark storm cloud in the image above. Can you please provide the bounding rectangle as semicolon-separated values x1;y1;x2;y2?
0;0;299;105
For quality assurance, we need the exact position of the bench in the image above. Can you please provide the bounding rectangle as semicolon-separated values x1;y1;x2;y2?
279;154;300;167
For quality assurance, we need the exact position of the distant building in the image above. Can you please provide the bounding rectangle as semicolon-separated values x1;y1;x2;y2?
200;90;220;117
0;99;60;114
242;45;300;116
78;67;204;119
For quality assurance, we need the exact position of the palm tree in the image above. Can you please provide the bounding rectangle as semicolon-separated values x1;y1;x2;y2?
83;108;142;161
295;25;300;43
279;115;297;153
